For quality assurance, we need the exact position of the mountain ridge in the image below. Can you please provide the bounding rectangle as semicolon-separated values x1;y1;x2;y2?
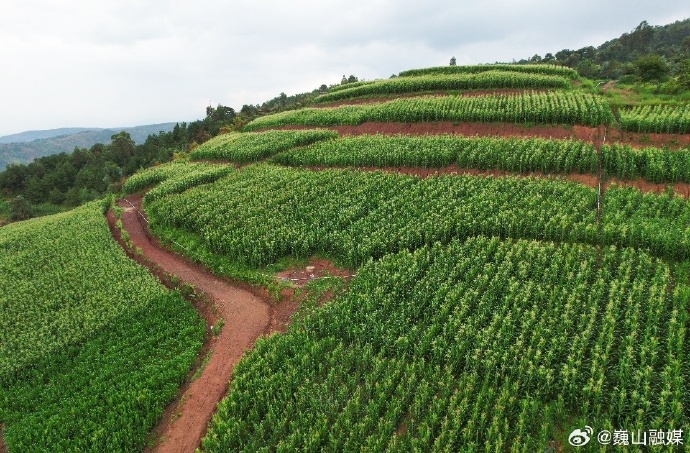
0;122;178;170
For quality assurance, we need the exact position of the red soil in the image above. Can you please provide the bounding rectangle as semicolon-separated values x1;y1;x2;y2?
604;178;690;198
275;257;355;286
108;196;301;453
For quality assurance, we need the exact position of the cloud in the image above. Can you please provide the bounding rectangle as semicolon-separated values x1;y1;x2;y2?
0;0;689;136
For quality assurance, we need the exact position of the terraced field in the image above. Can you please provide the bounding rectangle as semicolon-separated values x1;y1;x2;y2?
2;64;690;452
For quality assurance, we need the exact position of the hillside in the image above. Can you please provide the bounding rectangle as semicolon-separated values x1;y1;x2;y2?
518;18;690;80
2;61;690;452
0;123;177;170
0;128;98;144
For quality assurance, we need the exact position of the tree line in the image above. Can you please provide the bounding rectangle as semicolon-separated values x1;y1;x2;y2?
515;19;690;88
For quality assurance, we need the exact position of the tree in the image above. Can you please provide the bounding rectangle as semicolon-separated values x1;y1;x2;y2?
677;59;690;89
576;59;602;79
10;195;32;221
109;132;136;168
450;56;457;66
635;54;670;82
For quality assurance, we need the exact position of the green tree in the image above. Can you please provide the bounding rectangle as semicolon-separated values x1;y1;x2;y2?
109;132;136;168
450;56;457;66
576;59;602;79
677;59;690;89
10;195;32;221
634;54;670;82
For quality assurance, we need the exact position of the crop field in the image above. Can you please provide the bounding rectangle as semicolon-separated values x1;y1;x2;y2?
602;143;690;183
244;91;614;131
314;71;571;103
619;104;690;134
0;202;205;451
190;129;338;162
145;164;604;268
122;161;234;195
202;237;688;451
273;134;599;174
5;63;690;451
397;63;580;79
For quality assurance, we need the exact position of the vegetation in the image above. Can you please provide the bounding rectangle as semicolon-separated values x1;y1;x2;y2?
398;63;579;79
0;106;235;220
517;19;690;81
190;129;338;163
122;161;233;196
202;237;688;450
315;71;571;103
0;202;205;451
618;103;690;133
603;185;690;259
145;164;599;268
6;22;690;450
245;91;613;131
602;143;690;182
0;123;178;171
273;134;598;174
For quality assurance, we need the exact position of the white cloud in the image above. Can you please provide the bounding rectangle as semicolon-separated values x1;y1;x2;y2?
0;0;689;136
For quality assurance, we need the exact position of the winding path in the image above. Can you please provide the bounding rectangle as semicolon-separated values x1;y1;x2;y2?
114;197;271;453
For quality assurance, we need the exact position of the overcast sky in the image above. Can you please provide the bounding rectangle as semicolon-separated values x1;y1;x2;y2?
1;1;689;136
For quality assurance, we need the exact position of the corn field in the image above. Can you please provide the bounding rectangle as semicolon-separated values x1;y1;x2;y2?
190;129;338;163
273;134;598;174
202;237;688;451
0;202;205;451
123;161;232;195
602;143;690;183
619;104;690;134
398;63;580;79
245;91;613;131
315;71;571;103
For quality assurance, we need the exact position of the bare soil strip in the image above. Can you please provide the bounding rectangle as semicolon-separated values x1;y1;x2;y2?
111;197;275;453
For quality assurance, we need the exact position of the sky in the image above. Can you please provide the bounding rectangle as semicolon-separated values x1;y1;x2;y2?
1;0;689;137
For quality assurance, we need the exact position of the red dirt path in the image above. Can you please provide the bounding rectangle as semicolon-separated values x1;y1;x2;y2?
110;197;287;453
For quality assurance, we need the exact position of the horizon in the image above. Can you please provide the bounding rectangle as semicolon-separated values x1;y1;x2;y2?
1;0;689;136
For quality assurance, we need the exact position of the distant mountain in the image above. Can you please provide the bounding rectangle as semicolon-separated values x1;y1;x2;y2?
0;128;102;144
0;123;177;170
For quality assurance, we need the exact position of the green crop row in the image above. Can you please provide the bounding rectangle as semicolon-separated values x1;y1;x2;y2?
0;202;205;451
315;71;571;103
619;104;690;134
145;164;599;269
190;129;338;163
202;237;687;450
145;164;690;268
122;161;231;195
144;164;234;203
245;92;613;130
398;63;580;79
602;143;690;183
273;134;598;174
